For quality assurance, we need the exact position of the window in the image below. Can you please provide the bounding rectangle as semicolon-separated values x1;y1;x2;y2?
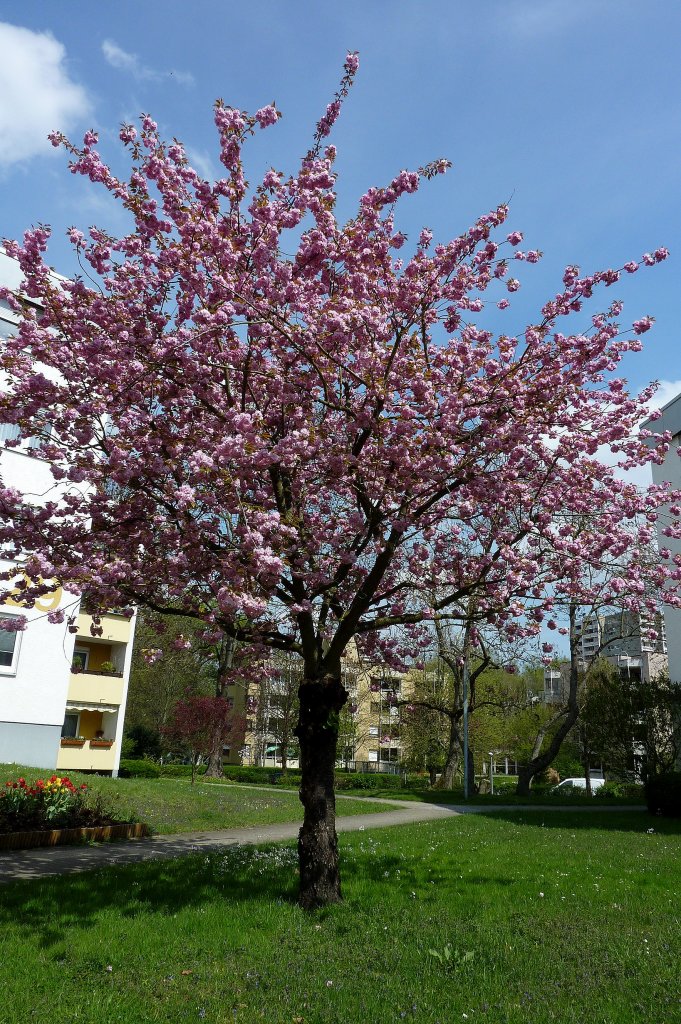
368;749;378;762
0;314;16;341
0;423;20;444
369;725;379;736
380;747;400;763
0;616;21;674
72;648;89;672
61;713;79;738
380;678;401;694
0;419;52;451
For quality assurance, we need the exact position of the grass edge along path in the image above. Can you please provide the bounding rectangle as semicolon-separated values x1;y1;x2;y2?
0;764;397;837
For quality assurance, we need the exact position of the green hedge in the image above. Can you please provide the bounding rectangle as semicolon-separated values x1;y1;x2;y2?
222;765;302;785
159;764;208;779
217;765;404;790
118;758;161;779
334;771;402;791
595;781;644;800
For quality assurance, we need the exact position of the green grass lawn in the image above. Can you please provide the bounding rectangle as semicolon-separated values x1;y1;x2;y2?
221;776;645;808
1;810;679;1023
0;763;392;834
338;786;646;807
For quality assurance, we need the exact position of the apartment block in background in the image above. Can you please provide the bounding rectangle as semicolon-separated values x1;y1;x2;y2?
577;608;668;684
241;648;410;773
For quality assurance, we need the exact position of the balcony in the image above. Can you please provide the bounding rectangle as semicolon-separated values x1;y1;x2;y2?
68;671;125;706
77;611;133;644
56;738;117;772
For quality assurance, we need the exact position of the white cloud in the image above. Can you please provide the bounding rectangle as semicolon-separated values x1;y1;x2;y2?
0;22;92;169
102;39;194;87
646;379;681;416
598;379;681;489
186;148;219;181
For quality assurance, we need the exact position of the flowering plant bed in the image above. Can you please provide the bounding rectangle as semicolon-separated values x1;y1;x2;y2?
0;775;141;839
60;738;86;747
0;821;149;851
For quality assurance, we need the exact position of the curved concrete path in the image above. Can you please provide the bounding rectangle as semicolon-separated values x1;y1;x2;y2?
0;795;460;884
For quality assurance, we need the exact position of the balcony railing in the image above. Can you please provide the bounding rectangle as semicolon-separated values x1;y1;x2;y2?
70;666;123;678
60;737;114;749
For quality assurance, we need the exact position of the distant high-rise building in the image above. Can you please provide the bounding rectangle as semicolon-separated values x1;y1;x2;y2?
576;608;667;684
643;393;681;687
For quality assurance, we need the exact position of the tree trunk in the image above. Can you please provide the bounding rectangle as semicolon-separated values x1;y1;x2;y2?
205;638;236;778
516;602;581;797
295;673;347;910
205;726;226;778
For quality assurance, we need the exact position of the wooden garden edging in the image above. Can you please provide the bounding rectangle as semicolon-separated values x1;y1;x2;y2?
0;822;149;851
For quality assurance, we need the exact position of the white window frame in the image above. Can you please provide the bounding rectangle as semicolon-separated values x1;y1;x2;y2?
0;614;22;675
72;647;90;672
61;712;80;738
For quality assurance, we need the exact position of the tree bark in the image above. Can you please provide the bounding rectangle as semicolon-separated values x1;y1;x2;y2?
516;603;580;797
205;637;236;778
205;720;227;778
295;673;347;909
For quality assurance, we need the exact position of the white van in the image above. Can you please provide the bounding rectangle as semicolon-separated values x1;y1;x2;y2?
553;777;605;793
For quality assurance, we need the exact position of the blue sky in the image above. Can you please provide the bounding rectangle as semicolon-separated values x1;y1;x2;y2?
0;1;679;409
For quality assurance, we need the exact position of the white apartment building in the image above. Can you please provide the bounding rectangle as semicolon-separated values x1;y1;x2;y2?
643;393;681;686
576;608;668;684
0;250;136;775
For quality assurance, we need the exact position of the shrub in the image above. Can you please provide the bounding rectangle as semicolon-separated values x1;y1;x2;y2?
159;764;208;779
490;781;517;796
551;751;583;779
645;771;681;817
533;766;560;787
404;773;430;790
222;765;302;785
123;725;162;761
334;772;402;791
118;758;161;779
594;781;644;800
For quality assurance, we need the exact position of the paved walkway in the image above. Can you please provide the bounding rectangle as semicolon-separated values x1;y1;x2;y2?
0;790;645;885
0;797;460;884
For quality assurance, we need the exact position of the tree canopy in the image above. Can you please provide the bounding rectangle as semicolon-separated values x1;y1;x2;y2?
1;54;679;906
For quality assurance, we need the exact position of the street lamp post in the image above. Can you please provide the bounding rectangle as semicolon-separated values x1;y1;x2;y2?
489;751;494;796
463;656;470;799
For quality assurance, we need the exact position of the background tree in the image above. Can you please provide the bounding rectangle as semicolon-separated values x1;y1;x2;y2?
0;56;678;907
162;696;244;785
581;664;681;781
126;611;211;741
